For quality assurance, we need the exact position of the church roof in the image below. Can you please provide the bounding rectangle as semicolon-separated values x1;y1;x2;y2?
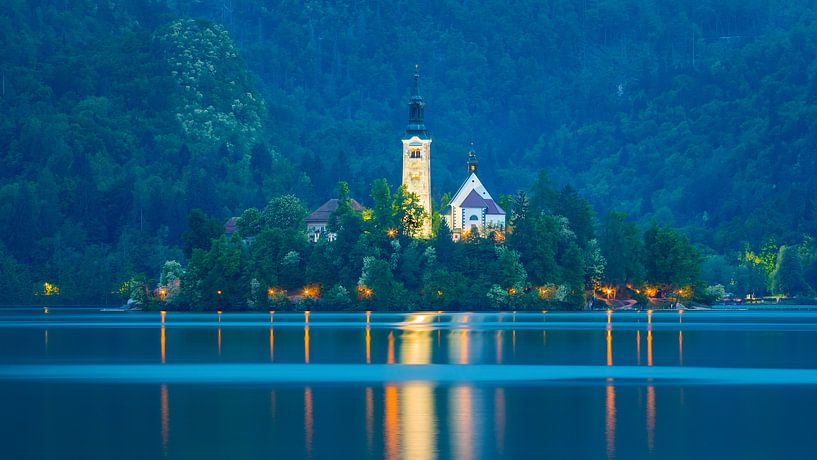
461;189;488;208
485;199;505;215
305;198;364;223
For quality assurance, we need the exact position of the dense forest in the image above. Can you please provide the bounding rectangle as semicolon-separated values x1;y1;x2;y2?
2;0;817;305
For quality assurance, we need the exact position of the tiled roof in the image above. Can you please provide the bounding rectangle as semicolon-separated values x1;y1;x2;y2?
224;217;238;234
460;189;488;208
305;198;365;223
485;199;506;215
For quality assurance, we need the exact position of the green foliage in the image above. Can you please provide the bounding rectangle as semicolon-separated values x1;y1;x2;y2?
262;195;307;231
643;222;701;290
772;246;813;297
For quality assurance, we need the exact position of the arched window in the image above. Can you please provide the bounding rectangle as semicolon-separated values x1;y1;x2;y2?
469;215;479;221
410;148;422;159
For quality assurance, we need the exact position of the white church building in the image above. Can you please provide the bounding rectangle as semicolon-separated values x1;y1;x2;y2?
442;145;506;241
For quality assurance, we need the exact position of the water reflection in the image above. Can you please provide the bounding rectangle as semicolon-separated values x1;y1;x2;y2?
365;387;373;454
495;330;503;364
647;384;656;452
647;329;653;367
606;383;616;459
160;384;169;456
494;388;505;456
606;329;613;366
679;330;684;366
305;386;313;457
366;326;371;364
269;326;274;363
636;330;641;365
450;385;480;460
387;332;395;364
399;329;432;365
217;327;222;356
161;325;166;364
402;382;436;460
384;385;399;460
304;324;310;364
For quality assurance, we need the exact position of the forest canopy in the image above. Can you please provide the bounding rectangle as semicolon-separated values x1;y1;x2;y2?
1;1;816;305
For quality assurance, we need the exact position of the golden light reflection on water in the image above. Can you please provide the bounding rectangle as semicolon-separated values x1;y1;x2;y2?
494;388;505;456
400;330;432;365
161;326;166;364
450;385;478;460
305;386;313;457
387;332;395;364
636;330;641;365
679;330;684;366
365;387;373;454
217;327;222;356
606;383;616;460
304;325;310;364
647;330;653;367
402;382;436;460
384;385;399;460
269;326;274;363
606;329;613;366
160;384;169;456
647;384;656;452
366;326;371;364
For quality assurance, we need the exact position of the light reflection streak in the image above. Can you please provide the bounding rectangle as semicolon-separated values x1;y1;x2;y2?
606;329;613;366
400;327;432;365
679;330;683;366
387;332;395;364
605;383;616;459
305;386;313;457
217;327;222;356
269;326;274;363
636;330;641;365
647;330;653;367
647;384;656;452
161;325;166;364
495;330;503;364
384;385;399;460
304;324;310;364
44;329;48;351
459;330;470;365
365;387;373;454
494;388;505;456
450;385;478;460
160;384;169;456
366;326;371;364
402;382;436;460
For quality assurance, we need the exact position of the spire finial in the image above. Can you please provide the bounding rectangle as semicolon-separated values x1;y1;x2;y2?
405;65;428;138
467;142;478;175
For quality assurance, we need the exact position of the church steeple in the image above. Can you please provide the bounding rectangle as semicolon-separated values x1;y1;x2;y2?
467;142;478;175
405;65;428;139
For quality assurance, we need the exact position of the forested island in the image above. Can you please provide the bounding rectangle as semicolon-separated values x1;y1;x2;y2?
2;1;817;309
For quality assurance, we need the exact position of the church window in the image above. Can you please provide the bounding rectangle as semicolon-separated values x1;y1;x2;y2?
469;215;479;221
410;148;422;158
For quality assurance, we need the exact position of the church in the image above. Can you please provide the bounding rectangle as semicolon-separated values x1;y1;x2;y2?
400;68;506;241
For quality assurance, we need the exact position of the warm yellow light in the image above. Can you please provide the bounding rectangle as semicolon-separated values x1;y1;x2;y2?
267;288;275;296
43;306;49;314
437;290;443;297
216;290;223;295
43;282;59;296
508;288;517;295
217;310;223;315
387;228;397;238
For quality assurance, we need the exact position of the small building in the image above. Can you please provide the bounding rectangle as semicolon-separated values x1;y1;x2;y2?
224;217;239;236
305;198;365;243
442;145;506;241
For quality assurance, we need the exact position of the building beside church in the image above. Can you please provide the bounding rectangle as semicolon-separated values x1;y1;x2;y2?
401;66;433;238
305;198;365;243
442;145;506;241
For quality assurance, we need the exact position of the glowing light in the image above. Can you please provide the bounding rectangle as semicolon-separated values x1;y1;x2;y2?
267;287;275;297
366;325;371;364
637;330;641;365
402;382;437;460
161;310;166;323
451;385;476;460
161;325;166;364
269;325;274;362
304;322;310;364
43;306;48;314
217;327;222;355
507;287;517;295
607;309;612;324
647;330;653;367
679;330;684;366
387;228;397;238
42;282;59;296
216;290;222;295
158;287;167;300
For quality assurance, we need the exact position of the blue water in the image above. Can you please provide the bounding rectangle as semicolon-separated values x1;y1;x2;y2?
2;308;817;459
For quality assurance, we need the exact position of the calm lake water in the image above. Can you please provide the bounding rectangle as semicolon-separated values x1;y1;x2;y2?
2;308;817;459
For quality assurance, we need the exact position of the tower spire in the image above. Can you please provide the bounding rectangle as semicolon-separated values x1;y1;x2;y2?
405;65;428;138
467;141;478;175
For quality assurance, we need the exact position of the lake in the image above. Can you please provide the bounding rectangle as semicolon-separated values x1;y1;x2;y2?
2;308;817;459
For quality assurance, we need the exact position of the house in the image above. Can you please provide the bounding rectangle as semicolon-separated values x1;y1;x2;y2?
442;145;506;241
305;198;365;242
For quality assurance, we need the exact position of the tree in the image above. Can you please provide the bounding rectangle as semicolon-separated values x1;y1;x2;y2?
236;207;262;238
772;246;812;297
392;185;427;238
643;223;701;292
598;211;644;286
262;195;307;230
182;209;223;258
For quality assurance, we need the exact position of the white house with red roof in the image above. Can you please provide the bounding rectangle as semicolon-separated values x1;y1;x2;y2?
442;145;506;241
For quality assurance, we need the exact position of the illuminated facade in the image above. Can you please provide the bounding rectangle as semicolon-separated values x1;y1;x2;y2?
442;145;506;241
401;66;433;238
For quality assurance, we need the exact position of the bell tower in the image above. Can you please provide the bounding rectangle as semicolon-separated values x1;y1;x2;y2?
401;66;432;237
